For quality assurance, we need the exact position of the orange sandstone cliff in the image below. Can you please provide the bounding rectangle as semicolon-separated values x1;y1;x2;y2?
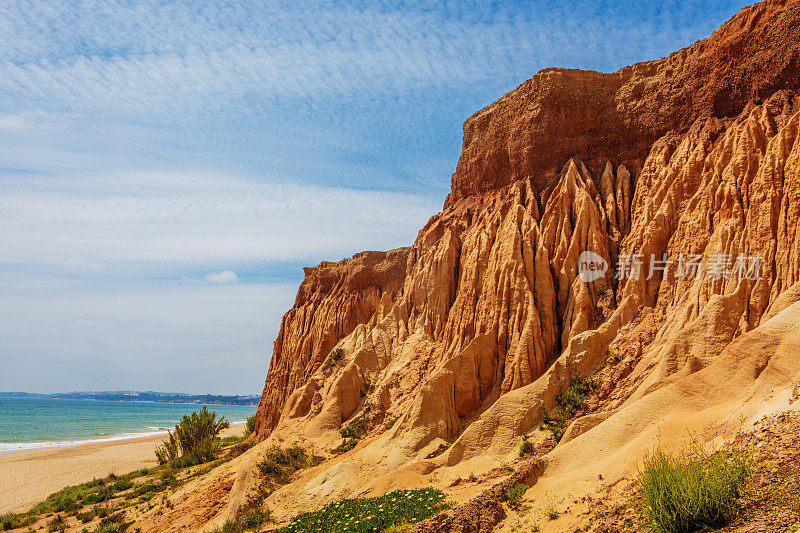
133;1;800;531
252;0;800;448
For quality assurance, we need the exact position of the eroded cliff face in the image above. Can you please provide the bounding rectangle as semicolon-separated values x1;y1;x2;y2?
253;0;800;453
254;249;408;436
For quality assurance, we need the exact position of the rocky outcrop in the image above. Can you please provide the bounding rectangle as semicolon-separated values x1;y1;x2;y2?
254;249;408;436
450;0;800;201
200;2;800;530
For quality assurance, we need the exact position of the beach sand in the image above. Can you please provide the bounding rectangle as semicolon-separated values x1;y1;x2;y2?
0;423;245;514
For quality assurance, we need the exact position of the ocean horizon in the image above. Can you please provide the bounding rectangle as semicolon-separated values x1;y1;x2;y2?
0;397;256;454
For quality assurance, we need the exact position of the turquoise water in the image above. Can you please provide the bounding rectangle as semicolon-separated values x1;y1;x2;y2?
0;397;256;453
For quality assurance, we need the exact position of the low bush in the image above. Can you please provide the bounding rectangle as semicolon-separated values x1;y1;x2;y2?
278;488;449;533
339;420;365;439
426;440;453;459
217;507;272;533
332;437;359;455
154;432;180;465
540;376;596;443
246;414;257;435
329;348;344;363
111;479;133;492
505;484;528;509
519;437;535;457
95;511;132;533
0;513;36;531
638;445;750;533
384;416;400;430
46;514;66;533
258;446;322;490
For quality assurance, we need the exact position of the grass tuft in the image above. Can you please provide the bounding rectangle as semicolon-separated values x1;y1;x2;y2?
257;446;322;490
519;436;535;457
638;444;750;533
384;416;400;430
216;507;272;533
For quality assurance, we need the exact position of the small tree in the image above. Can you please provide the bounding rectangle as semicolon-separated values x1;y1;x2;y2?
154;407;230;466
174;406;230;453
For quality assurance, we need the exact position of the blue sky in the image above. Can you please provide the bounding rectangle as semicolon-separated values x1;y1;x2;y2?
0;0;750;394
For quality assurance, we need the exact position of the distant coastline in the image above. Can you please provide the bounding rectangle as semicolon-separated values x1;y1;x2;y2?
0;390;260;406
0;397;256;455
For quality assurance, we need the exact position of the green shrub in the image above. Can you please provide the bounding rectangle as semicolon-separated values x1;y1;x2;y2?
173;440;220;468
597;284;610;298
505;484;527;509
638;445;750;533
47;514;67;533
111;479;133;492
329;348;344;363
384;416;400;430
425;440;454;459
174;407;230;453
155;407;229;466
1;513;35;531
332;437;359;455
519;437;535;457
339;420;365;439
257;446;322;489
278;488;448;532
547;507;559;520
154;431;180;465
95;512;131;533
246;414;257;435
76;508;97;523
540;376;596;443
218;507;272;532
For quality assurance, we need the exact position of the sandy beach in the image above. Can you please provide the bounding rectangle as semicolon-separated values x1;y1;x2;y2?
0;423;245;514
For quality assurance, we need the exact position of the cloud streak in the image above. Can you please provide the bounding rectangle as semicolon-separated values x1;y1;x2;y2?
204;271;239;284
0;1;749;118
0;170;439;274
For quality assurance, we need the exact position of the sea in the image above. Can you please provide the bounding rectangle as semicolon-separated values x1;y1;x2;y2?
0;397;256;454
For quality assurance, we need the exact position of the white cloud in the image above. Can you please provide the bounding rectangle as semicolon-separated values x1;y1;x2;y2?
204;271;239;284
0;170;440;273
0;113;26;131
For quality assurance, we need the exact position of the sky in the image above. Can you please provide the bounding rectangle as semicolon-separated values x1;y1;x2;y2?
0;0;751;395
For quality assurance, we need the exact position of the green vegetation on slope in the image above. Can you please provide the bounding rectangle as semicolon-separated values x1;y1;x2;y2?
1;408;246;532
540;376;596;443
277;488;449;533
258;446;324;492
638;444;750;533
